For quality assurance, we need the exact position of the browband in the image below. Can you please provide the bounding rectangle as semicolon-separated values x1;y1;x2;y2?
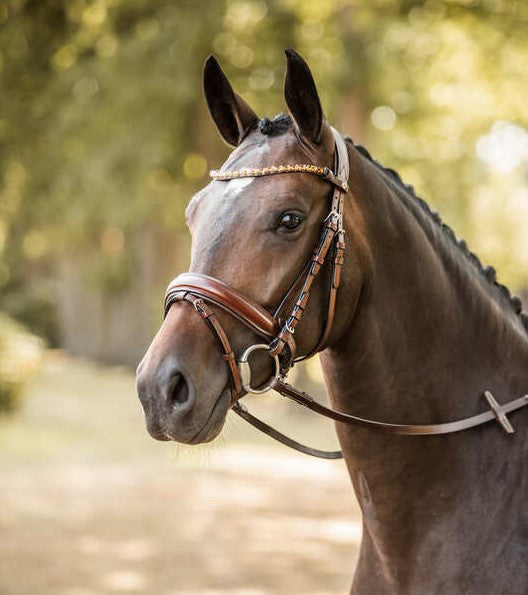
210;163;349;193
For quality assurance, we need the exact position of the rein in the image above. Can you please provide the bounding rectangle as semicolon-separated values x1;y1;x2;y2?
164;128;528;459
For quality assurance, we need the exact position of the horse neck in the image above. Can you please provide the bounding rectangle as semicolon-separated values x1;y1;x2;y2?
319;154;528;582
323;155;528;422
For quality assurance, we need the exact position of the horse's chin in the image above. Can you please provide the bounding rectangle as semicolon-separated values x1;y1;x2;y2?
146;386;232;445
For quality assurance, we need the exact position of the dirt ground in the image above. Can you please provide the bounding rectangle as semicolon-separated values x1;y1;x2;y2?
0;352;361;594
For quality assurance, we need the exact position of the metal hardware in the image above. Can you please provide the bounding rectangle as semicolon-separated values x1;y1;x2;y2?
484;390;515;434
284;317;296;334
238;343;281;394
192;298;206;316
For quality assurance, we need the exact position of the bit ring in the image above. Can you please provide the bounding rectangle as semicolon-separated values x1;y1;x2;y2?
238;343;280;394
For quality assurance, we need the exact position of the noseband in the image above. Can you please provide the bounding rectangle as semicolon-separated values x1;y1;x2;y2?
164;128;528;459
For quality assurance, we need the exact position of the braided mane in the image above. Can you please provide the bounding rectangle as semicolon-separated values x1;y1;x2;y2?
258;114;527;332
351;141;527;332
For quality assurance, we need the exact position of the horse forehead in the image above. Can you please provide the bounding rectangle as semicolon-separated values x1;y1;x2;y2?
221;176;256;199
185;178;255;222
185;179;253;235
194;176;256;210
187;132;310;224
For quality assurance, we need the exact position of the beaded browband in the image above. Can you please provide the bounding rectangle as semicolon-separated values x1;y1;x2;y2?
210;163;349;192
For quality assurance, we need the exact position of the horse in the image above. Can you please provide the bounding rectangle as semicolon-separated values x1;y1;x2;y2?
136;49;528;593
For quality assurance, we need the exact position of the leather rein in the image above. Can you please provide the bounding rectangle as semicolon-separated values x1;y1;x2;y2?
164;127;528;459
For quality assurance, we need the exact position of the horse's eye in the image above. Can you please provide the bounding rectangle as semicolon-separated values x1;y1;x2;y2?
277;212;303;231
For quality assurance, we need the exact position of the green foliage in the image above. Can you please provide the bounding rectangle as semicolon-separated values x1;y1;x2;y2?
355;3;528;287
1;0;528;345
0;313;43;414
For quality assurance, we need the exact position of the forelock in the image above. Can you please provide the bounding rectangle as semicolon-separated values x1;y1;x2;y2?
258;114;293;136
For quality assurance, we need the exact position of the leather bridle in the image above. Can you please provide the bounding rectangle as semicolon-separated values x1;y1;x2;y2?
164;127;528;459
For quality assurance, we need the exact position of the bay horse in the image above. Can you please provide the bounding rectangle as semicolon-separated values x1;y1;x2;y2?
136;49;528;593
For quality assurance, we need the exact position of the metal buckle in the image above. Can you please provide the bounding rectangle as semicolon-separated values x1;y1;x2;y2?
192;298;206;315
238;343;280;394
284;317;296;334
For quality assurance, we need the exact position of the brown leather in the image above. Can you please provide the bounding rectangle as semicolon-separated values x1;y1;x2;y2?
232;400;342;459
270;378;528;436
232;378;528;460
230;380;528;461
268;209;339;357
165;273;279;339
268;130;349;360
169;292;244;403
314;127;349;352
311;132;348;353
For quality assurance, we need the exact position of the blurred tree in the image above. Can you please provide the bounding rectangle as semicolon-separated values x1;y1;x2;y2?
350;0;528;286
0;0;527;361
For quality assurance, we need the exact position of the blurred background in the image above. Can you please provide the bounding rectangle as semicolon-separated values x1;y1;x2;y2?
1;0;528;593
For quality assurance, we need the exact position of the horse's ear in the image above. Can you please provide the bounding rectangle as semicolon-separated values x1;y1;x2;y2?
203;55;259;147
284;49;324;144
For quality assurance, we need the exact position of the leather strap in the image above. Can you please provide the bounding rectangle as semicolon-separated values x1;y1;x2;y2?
232;401;342;459
167;292;243;403
268;130;349;360
270;378;528;436
229;381;528;460
301;131;348;357
165;273;278;339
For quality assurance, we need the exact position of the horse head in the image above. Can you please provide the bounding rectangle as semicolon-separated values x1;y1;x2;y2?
136;50;365;444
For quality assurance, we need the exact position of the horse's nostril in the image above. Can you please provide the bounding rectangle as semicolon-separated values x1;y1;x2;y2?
169;373;189;408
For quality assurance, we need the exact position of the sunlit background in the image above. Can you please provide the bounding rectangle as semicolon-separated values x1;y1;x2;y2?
1;1;528;593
